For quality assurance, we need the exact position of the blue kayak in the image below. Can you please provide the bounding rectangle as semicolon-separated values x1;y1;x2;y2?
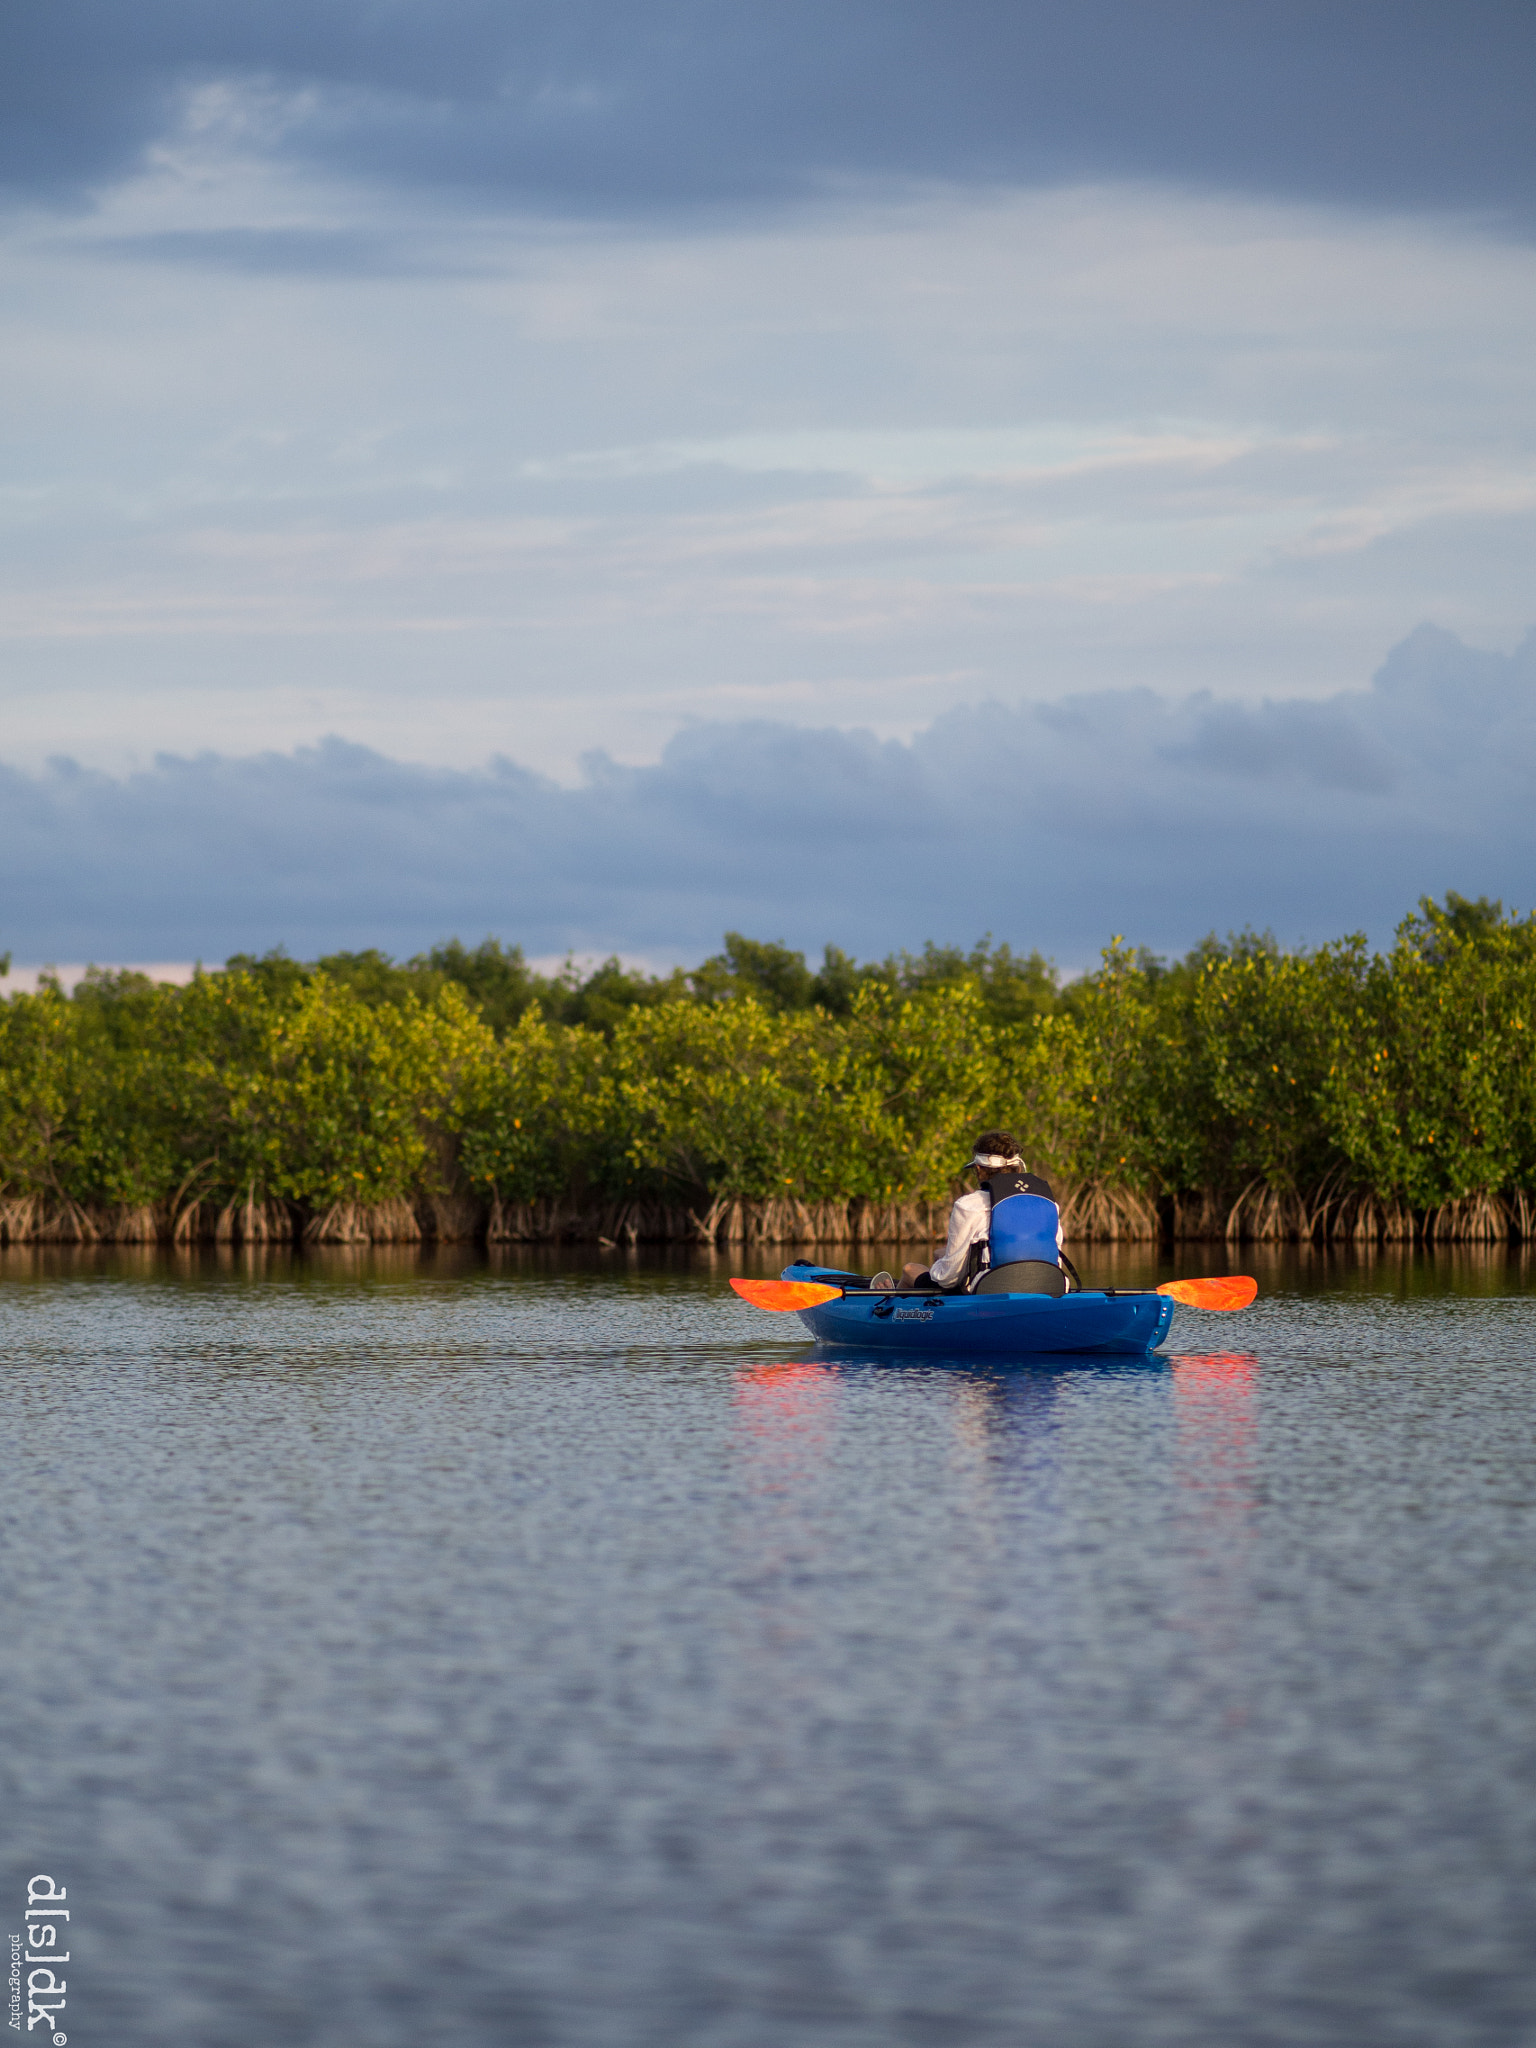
779;1262;1176;1357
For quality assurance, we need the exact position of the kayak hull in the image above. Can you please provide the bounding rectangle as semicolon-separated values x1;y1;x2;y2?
781;1264;1176;1356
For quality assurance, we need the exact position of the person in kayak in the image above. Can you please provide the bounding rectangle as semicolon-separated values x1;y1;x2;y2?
888;1130;1074;1294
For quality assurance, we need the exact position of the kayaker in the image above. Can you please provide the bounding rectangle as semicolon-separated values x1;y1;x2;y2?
890;1130;1069;1293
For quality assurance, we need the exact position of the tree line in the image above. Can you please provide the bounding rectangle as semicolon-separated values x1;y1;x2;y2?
1;896;1532;1245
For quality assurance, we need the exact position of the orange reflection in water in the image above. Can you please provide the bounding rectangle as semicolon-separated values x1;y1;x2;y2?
734;1359;838;1404
1170;1352;1259;1510
726;1363;843;1749
1169;1353;1261;1717
731;1360;840;1497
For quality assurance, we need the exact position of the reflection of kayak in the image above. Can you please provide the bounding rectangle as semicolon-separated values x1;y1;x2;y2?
775;1262;1177;1357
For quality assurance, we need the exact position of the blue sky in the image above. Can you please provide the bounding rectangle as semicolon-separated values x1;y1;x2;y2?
3;2;1534;966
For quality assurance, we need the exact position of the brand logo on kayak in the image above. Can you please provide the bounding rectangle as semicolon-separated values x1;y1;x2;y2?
891;1306;934;1322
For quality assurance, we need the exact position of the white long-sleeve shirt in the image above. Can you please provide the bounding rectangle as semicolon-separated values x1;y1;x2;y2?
927;1187;1065;1288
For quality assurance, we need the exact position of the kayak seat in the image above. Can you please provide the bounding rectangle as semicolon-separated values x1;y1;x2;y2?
973;1259;1066;1296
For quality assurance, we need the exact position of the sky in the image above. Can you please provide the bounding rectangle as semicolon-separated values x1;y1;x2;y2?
2;1;1534;968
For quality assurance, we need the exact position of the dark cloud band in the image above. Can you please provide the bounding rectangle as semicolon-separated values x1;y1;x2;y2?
3;625;1532;966
3;2;1534;228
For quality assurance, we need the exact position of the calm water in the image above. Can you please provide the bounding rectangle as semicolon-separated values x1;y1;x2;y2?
2;1244;1535;2047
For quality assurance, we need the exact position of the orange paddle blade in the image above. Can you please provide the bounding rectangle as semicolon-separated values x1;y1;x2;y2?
1158;1275;1258;1312
730;1278;844;1312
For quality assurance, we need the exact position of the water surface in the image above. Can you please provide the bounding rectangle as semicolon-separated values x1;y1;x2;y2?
1;1245;1534;2046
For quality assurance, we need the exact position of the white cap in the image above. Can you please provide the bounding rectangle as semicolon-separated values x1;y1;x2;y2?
972;1150;1023;1170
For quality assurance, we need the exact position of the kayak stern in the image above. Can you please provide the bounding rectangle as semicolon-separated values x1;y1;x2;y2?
781;1265;1175;1356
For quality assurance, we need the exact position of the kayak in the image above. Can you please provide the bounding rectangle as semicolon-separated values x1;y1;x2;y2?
773;1261;1177;1357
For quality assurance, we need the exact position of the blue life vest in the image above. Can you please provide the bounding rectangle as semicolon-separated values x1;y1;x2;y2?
985;1171;1061;1268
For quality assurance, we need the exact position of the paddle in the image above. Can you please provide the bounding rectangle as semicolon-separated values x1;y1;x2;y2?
731;1278;843;1311
731;1274;1258;1313
1157;1276;1257;1311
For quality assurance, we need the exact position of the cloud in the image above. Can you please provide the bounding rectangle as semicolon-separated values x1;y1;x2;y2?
3;625;1533;968
6;168;1535;786
1166;698;1394;794
3;3;1535;231
71;226;460;278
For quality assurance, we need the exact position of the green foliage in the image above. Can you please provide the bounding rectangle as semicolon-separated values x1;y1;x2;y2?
875;937;1062;1034
64;971;190;1206
690;933;819;1012
1317;899;1536;1207
828;981;998;1197
687;931;1063;1031
453;1009;610;1204
609;996;829;1199
602;980;997;1203
6;900;1536;1223
0;983;81;1202
410;937;544;1031
549;956;691;1033
214;976;455;1206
